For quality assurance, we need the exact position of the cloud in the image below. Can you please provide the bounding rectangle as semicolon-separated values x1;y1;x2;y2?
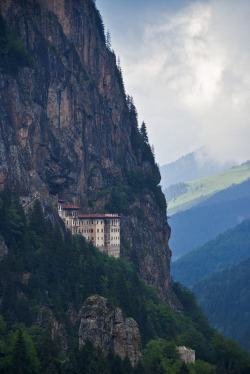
116;0;250;165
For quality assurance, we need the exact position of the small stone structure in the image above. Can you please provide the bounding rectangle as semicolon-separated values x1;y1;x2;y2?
58;199;120;258
78;296;141;366
178;346;195;364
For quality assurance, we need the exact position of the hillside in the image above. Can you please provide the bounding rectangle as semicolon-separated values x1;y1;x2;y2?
170;179;250;260
167;162;250;215
171;219;250;287
160;149;233;189
0;190;250;373
0;0;171;302
192;258;250;353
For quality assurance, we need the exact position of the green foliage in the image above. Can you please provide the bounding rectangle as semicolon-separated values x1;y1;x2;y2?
38;329;61;374
192;258;250;352
172;218;250;287
0;190;249;373
169;178;250;260
0;12;33;75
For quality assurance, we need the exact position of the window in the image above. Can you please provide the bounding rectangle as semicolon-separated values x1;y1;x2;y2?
97;229;99;233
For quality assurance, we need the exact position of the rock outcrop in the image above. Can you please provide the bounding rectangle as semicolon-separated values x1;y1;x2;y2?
0;238;8;262
178;346;195;364
78;295;141;366
0;0;172;302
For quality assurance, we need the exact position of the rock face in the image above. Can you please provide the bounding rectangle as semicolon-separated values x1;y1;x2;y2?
78;296;141;366
0;238;8;262
0;0;172;302
178;346;195;364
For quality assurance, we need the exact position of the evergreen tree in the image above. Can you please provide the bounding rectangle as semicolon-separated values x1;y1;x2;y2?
140;121;149;144
11;330;29;374
106;30;111;50
38;329;61;374
11;329;39;374
178;362;190;374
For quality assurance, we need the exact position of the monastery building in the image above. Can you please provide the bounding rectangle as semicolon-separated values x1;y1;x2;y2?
58;199;120;258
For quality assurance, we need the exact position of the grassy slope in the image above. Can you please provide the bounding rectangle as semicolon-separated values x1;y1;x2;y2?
168;161;250;215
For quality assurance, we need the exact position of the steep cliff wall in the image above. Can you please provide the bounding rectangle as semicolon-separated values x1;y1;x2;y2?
0;0;172;301
79;295;142;366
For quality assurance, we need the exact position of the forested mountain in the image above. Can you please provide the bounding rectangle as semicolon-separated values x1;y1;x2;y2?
0;0;171;303
171;219;250;287
166;162;250;216
0;190;250;373
170;179;250;260
160;149;233;189
192;258;250;353
0;0;249;373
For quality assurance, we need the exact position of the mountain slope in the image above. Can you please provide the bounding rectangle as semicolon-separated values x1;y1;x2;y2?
160;149;233;189
170;179;250;260
192;257;250;353
171;219;250;287
0;0;171;301
167;162;250;215
0;191;250;373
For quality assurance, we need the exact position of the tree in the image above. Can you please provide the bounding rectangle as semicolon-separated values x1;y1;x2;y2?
11;329;39;374
178;362;189;374
140;121;149;144
106;30;111;50
38;329;61;374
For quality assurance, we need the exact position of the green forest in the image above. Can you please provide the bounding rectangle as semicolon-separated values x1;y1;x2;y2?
0;190;249;373
193;258;250;352
170;179;250;260
171;218;250;287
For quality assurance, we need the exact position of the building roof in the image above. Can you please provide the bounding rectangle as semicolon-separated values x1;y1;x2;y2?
78;213;120;219
63;205;80;210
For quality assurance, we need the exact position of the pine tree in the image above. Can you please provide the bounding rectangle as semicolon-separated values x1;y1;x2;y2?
140;121;149;144
178;362;190;374
106;30;111;50
38;329;61;374
11;330;30;374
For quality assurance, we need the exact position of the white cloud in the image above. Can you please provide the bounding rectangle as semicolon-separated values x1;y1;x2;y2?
116;0;250;165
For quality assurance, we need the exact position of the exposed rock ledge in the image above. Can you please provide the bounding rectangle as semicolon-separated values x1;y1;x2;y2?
78;295;141;366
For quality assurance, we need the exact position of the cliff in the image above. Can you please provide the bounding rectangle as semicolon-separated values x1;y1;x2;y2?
78;295;142;366
0;0;172;302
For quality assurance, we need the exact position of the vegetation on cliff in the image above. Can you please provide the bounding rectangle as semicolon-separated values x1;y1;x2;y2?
0;190;249;373
0;12;33;74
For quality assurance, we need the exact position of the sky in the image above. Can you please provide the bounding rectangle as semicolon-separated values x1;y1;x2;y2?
96;0;250;166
